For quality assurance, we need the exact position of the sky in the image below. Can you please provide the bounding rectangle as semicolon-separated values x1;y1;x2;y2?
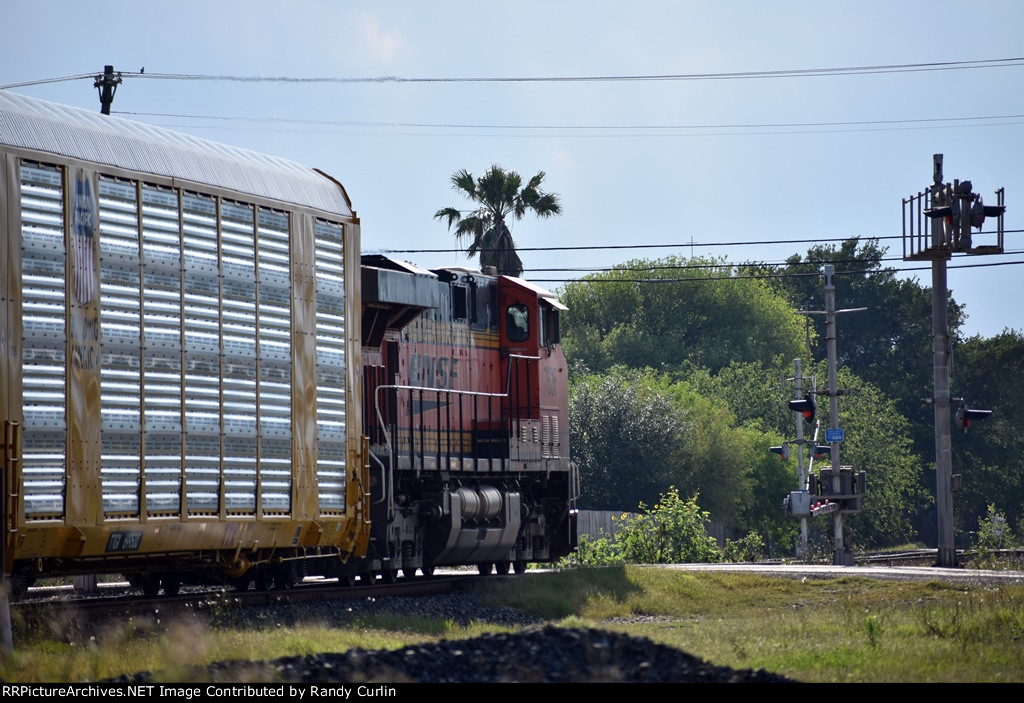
3;1;1022;341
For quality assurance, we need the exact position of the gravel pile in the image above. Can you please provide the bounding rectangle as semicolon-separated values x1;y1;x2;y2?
108;592;794;683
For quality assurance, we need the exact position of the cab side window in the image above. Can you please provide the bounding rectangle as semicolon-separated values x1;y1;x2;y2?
539;305;560;346
506;302;529;342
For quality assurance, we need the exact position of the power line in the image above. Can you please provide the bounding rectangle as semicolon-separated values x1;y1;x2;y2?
0;73;96;90
4;56;1022;91
113;110;1024;134
379;230;1023;255
524;249;1024;273
128;57;1024;84
527;258;1024;286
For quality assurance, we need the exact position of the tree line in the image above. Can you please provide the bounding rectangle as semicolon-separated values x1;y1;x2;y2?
559;241;1023;554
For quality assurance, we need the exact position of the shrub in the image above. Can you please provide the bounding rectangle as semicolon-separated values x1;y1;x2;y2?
617;487;721;564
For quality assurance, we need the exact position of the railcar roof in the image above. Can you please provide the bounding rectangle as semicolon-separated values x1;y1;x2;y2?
0;91;353;217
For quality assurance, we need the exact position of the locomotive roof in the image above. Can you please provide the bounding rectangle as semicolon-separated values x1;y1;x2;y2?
0;91;353;218
503;276;568;310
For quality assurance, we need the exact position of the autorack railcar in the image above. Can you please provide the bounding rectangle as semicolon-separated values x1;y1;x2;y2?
0;91;576;594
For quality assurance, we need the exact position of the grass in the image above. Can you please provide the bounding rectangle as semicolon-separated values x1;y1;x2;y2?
478;566;1024;683
3;567;1023;682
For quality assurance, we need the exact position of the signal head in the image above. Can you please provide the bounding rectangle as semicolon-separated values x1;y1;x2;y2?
788;394;816;423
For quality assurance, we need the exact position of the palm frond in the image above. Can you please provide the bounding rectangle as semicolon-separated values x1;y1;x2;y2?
438;164;560;276
434;206;463;229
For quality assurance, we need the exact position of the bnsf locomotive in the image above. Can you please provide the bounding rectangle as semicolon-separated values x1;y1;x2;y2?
0;91;577;594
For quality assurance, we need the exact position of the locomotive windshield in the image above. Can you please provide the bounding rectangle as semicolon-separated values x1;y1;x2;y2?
506;303;529;342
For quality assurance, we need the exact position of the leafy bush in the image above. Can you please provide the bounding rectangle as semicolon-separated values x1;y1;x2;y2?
617;487;721;564
573;529;625;567
722;531;766;562
973;504;1017;569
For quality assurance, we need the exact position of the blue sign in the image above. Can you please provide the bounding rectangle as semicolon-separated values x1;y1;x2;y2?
825;428;845;443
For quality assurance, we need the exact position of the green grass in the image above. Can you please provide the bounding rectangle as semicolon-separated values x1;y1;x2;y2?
4;567;1023;682
477;566;1024;683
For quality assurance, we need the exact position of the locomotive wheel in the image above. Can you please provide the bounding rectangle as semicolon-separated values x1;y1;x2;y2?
477;562;493;576
494;561;511;576
513;560;528;575
381;568;399;584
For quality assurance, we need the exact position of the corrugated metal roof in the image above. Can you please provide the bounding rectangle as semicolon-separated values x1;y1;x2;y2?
0;91;353;217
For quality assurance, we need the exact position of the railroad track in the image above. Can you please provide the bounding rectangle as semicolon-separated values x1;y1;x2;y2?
859;548;1024;567
12;572;477;629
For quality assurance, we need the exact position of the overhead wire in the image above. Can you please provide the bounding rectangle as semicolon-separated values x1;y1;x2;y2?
106;56;1024;84
525;258;1024;285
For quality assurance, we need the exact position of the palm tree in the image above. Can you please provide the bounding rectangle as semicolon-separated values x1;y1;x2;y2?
434;164;561;277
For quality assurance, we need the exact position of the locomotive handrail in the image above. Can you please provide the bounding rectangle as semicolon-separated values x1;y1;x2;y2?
373;352;545;468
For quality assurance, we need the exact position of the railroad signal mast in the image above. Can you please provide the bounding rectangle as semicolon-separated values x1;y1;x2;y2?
781;267;867;565
902;154;1003;568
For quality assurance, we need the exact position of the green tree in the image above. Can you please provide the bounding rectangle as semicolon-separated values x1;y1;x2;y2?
951;330;1024;538
559;256;806;375
570;368;684;511
761;237;964;459
434;164;561;277
569;367;757;529
808;364;929;547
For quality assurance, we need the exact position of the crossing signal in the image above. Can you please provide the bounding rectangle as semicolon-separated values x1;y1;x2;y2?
770;445;792;461
813;445;831;459
788;394;816;422
955;401;992;433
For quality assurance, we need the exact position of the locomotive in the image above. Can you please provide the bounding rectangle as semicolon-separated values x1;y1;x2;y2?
0;91;577;595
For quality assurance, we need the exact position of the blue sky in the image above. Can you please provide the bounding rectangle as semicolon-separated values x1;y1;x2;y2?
3;1;1022;340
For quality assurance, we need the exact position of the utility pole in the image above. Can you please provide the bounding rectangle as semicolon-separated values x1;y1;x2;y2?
94;65;122;115
823;265;849;566
793;359;809;556
788;266;865;566
931;156;956;568
903;155;1004;568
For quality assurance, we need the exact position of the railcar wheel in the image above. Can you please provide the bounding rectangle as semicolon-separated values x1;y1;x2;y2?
381;569;399;584
341;573;357;587
138;574;160;598
254;565;273;592
273;563;297;590
421;565;435;578
513;560;527;575
494;561;511;576
230;573;253;592
162;577;182;596
360;570;378;585
477;562;493;576
401;568;417;579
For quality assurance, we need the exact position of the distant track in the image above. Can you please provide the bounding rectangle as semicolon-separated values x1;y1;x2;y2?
663;562;1024;585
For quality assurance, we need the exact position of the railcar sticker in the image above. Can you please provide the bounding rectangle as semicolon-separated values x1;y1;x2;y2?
106;530;144;552
72;172;97;305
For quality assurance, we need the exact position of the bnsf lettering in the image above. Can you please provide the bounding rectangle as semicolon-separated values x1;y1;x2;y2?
408;354;459;389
